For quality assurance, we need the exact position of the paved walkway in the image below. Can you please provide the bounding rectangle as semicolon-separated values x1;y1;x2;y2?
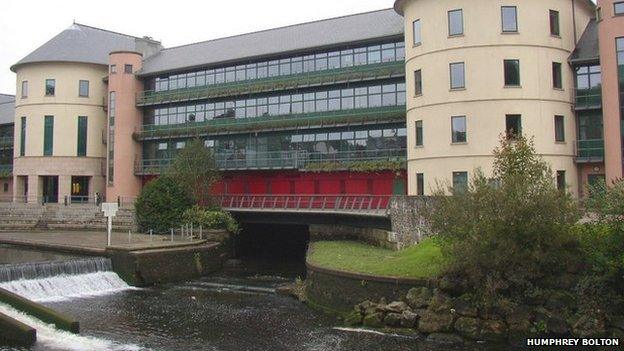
0;231;208;255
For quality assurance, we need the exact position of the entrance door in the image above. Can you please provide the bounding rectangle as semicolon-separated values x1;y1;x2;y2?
392;178;406;195
71;176;89;203
42;176;58;203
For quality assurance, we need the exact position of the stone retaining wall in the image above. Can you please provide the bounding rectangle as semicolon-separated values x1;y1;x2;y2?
388;196;435;248
308;224;399;250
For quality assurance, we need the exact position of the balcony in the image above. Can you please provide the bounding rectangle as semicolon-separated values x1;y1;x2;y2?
574;88;602;110
135;148;406;175
134;105;406;141
0;164;12;176
575;139;604;163
136;61;405;106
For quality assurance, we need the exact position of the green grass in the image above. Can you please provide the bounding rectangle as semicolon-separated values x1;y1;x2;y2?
307;238;444;279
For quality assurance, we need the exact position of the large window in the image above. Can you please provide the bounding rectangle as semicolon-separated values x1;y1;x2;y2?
615;2;624;15
43;116;54;156
150;41;405;92
21;81;28;98
556;171;566;191
448;9;463;36
549;10;560;36
554;115;565;142
145;82;406;126
506;114;522;138
504;60;521;86
77;116;88;156
414;70;422;96
416;173;424;196
450;62;465;89
413;20;421;45
452;171;468;194
20;117;26;157
79;80;89;97
578;111;603;140
45;79;55;96
107;92;116;185
552;62;563;89
501;6;518;33
415;120;423;147
575;65;602;90
451;116;467;143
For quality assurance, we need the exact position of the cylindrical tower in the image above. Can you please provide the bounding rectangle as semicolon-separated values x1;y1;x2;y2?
105;51;144;202
597;0;624;183
394;0;595;196
12;62;108;203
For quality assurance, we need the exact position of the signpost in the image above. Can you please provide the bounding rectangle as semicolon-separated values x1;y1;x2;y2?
101;202;119;246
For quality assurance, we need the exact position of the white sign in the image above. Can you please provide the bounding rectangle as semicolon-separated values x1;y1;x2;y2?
101;203;119;246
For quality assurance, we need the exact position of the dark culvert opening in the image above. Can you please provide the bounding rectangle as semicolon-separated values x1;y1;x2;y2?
231;223;310;278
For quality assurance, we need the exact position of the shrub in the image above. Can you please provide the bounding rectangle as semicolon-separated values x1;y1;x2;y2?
135;176;194;232
181;206;239;233
170;138;220;207
426;135;581;304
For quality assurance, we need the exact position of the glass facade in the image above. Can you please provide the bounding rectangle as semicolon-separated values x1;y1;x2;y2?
144;81;406;127
147;41;405;93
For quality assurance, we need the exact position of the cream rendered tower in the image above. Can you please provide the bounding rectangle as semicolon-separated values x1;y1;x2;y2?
394;0;595;196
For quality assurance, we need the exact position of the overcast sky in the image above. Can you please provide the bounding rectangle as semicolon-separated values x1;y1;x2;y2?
0;0;391;94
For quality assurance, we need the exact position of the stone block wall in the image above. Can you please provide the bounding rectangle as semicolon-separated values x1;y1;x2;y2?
309;223;399;250
388;196;435;248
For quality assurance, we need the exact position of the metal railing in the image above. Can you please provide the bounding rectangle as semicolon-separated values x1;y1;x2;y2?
134;105;406;141
574;88;602;110
136;61;405;106
575;139;604;162
135;148;406;175
216;194;392;214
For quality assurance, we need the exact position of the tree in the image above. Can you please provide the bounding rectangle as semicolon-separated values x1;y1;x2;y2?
170;138;221;206
426;135;581;302
135;176;194;232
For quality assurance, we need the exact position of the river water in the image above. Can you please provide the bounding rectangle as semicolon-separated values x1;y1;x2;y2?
0;245;490;351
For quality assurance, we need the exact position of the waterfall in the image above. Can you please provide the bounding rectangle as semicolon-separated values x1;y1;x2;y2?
0;257;133;302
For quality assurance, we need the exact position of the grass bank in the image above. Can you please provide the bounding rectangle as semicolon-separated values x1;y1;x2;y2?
307;239;444;279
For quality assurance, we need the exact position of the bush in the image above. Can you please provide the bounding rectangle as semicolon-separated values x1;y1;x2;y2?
135;176;194;232
181;206;239;233
425;135;581;304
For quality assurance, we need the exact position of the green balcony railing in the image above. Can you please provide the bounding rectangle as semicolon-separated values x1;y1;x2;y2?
135;148;406;175
136;61;405;106
134;105;406;141
0;164;12;176
575;139;604;162
574;88;602;110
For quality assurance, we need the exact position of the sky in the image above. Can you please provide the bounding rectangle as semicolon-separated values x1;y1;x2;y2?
0;0;392;94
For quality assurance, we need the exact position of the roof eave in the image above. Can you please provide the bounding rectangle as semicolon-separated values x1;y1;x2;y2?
11;60;108;72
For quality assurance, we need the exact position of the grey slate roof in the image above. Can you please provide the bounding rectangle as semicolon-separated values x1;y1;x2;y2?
140;8;404;76
570;19;599;64
11;24;162;72
0;94;15;125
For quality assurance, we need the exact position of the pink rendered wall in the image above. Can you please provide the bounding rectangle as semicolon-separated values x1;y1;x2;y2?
106;52;143;202
598;0;624;183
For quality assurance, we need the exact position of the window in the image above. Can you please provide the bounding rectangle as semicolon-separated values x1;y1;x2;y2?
79;80;89;97
43;116;54;156
554;115;565;142
110;65;117;74
124;64;133;74
21;81;28;98
549;10;560;36
504;59;521;86
448;9;463;36
506;114;522;138
158;142;168;150
20;117;26;156
77;116;87;156
452;171;468;194
449;62;465;89
176;141;185;149
3;183;7;193
416;173;424;196
414;70;422;95
413;19;421;45
501;6;518;32
615;2;624;15
596;7;603;21
451;116;467;143
415;120;423;147
552;62;563;89
45;79;55;96
556;171;566;191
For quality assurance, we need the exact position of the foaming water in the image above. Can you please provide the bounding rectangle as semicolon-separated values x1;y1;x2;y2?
0;257;112;282
0;271;134;302
0;302;143;351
